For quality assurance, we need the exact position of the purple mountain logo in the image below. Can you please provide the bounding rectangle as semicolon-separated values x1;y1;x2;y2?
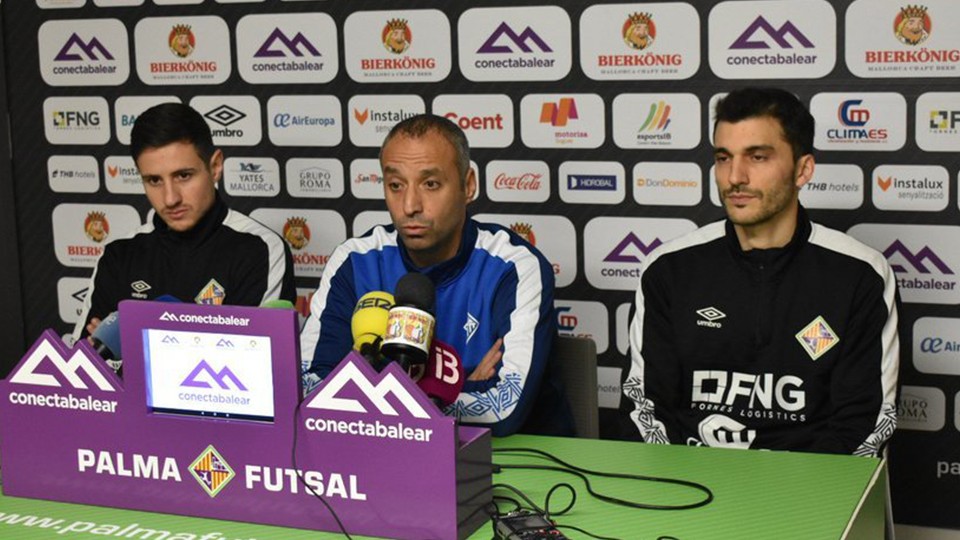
54;34;114;61
181;360;248;391
883;240;954;274
477;22;552;54
604;233;662;263
254;28;321;58
730;16;814;50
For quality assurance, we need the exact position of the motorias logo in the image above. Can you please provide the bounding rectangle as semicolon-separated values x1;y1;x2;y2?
304;358;436;443
6;331;119;414
847;223;960;304
236;13;338;84
708;0;836;79
458;6;571;82
39;19;130;86
520;94;605;148
584;217;696;290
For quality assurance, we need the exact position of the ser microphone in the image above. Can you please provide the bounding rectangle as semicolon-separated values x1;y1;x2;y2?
351;291;395;370
381;273;436;371
90;311;122;362
411;339;465;408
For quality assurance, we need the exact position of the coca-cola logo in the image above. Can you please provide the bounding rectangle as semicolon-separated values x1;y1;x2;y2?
494;172;542;191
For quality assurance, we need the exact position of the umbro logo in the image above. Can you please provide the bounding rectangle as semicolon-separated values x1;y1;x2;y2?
131;280;151;299
696;307;726;329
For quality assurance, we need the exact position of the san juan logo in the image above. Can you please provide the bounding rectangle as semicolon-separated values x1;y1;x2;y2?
84;211;109;243
382;18;411;54
894;5;930;46
169;24;196;58
623;12;656;51
195;279;226;306
190;445;235;498
283;216;311;251
795;316;840;361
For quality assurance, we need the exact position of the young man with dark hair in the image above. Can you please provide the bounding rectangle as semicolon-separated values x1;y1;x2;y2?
300;114;570;437
73;103;295;340
624;87;899;456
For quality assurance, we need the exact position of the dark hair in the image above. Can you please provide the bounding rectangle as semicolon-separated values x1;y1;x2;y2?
379;114;470;185
130;102;216;164
713;87;814;161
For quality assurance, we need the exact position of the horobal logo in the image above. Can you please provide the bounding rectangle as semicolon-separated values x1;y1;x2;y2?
585;217;696;290
344;9;451;83
181;360;247;391
43;97;110;145
190;96;262;146
846;1;960;78
39;19;130;86
307;361;430;419
848;223;960;304
812;93;906;151
521;94;605;149
580;4;700;81
458;6;571;82
612;94;701;150
559;161;625;205
872;165;948;212
237;13;338;84
134;16;231;85
709;0;836;79
348;95;424;147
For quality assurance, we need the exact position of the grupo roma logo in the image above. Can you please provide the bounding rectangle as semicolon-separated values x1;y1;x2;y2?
382;18;411;55
894;4;931;46
283;216;311;251
623;12;656;51
169;24;196;59
84;211;109;243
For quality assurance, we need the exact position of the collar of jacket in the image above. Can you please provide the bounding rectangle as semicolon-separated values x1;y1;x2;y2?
151;193;229;249
397;217;478;288
724;205;812;276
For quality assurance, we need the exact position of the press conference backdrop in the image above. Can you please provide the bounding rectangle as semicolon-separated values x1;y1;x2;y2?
3;0;959;530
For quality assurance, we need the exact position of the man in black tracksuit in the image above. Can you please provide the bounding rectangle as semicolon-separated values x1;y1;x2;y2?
623;88;899;457
73;103;295;342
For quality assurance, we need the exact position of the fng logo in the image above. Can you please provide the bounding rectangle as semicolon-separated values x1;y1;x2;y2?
10;338;116;392
306;362;429;419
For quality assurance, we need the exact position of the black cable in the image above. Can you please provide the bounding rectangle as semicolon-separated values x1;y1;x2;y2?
544;482;576;516
494;446;714;510
291;405;353;540
555;524;625;540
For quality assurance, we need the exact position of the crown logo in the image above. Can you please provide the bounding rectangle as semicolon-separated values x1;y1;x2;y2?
86;211;106;222
386;18;408;31
285;216;307;228
510;222;533;236
628;12;653;25
172;24;192;36
900;4;927;18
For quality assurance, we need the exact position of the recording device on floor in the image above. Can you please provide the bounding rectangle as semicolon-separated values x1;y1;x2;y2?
493;510;568;539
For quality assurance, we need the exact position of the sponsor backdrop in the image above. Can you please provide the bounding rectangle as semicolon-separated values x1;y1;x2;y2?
3;0;960;529
0;17;24;364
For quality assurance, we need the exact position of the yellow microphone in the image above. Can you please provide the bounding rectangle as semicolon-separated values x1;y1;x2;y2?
351;291;395;360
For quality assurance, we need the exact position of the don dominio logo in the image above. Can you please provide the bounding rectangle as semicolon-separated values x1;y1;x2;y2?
10;336;116;391
181;360;247;391
307;362;429;419
39;19;130;86
236;13;338;84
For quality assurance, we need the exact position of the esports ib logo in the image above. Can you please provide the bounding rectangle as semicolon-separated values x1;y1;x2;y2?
84;211;109;243
623;12;656;51
894;5;930;46
190;445;235;498
509;222;536;246
382;18;411;54
283;216;311;251
169;24;195;58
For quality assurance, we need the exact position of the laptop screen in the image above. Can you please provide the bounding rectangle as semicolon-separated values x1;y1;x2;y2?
143;328;275;423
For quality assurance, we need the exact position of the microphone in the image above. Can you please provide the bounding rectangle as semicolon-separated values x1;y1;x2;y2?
381;273;436;371
91;311;122;361
412;339;465;408
261;299;295;309
351;291;395;370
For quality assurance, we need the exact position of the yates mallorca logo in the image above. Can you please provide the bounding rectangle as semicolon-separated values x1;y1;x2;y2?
190;445;235;498
181;360;247;391
796;316;840;360
83;211;109;243
283;217;311;251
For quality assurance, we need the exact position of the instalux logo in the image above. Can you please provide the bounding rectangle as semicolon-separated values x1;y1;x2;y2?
696;307;726;329
306;361;429;419
190;445;235;498
9;337;116;392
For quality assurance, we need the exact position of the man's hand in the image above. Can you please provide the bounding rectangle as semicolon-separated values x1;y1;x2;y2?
468;338;503;381
85;318;102;343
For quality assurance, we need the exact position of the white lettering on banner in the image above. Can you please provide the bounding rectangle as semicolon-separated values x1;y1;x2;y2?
304;417;433;443
245;465;367;500
691;370;805;411
8;392;118;413
77;449;181;482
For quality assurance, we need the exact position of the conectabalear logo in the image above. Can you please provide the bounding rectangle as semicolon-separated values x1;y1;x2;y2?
307;361;429;419
604;233;662;263
478;22;551;54
254;28;321;58
181;360;247;391
55;34;113;61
